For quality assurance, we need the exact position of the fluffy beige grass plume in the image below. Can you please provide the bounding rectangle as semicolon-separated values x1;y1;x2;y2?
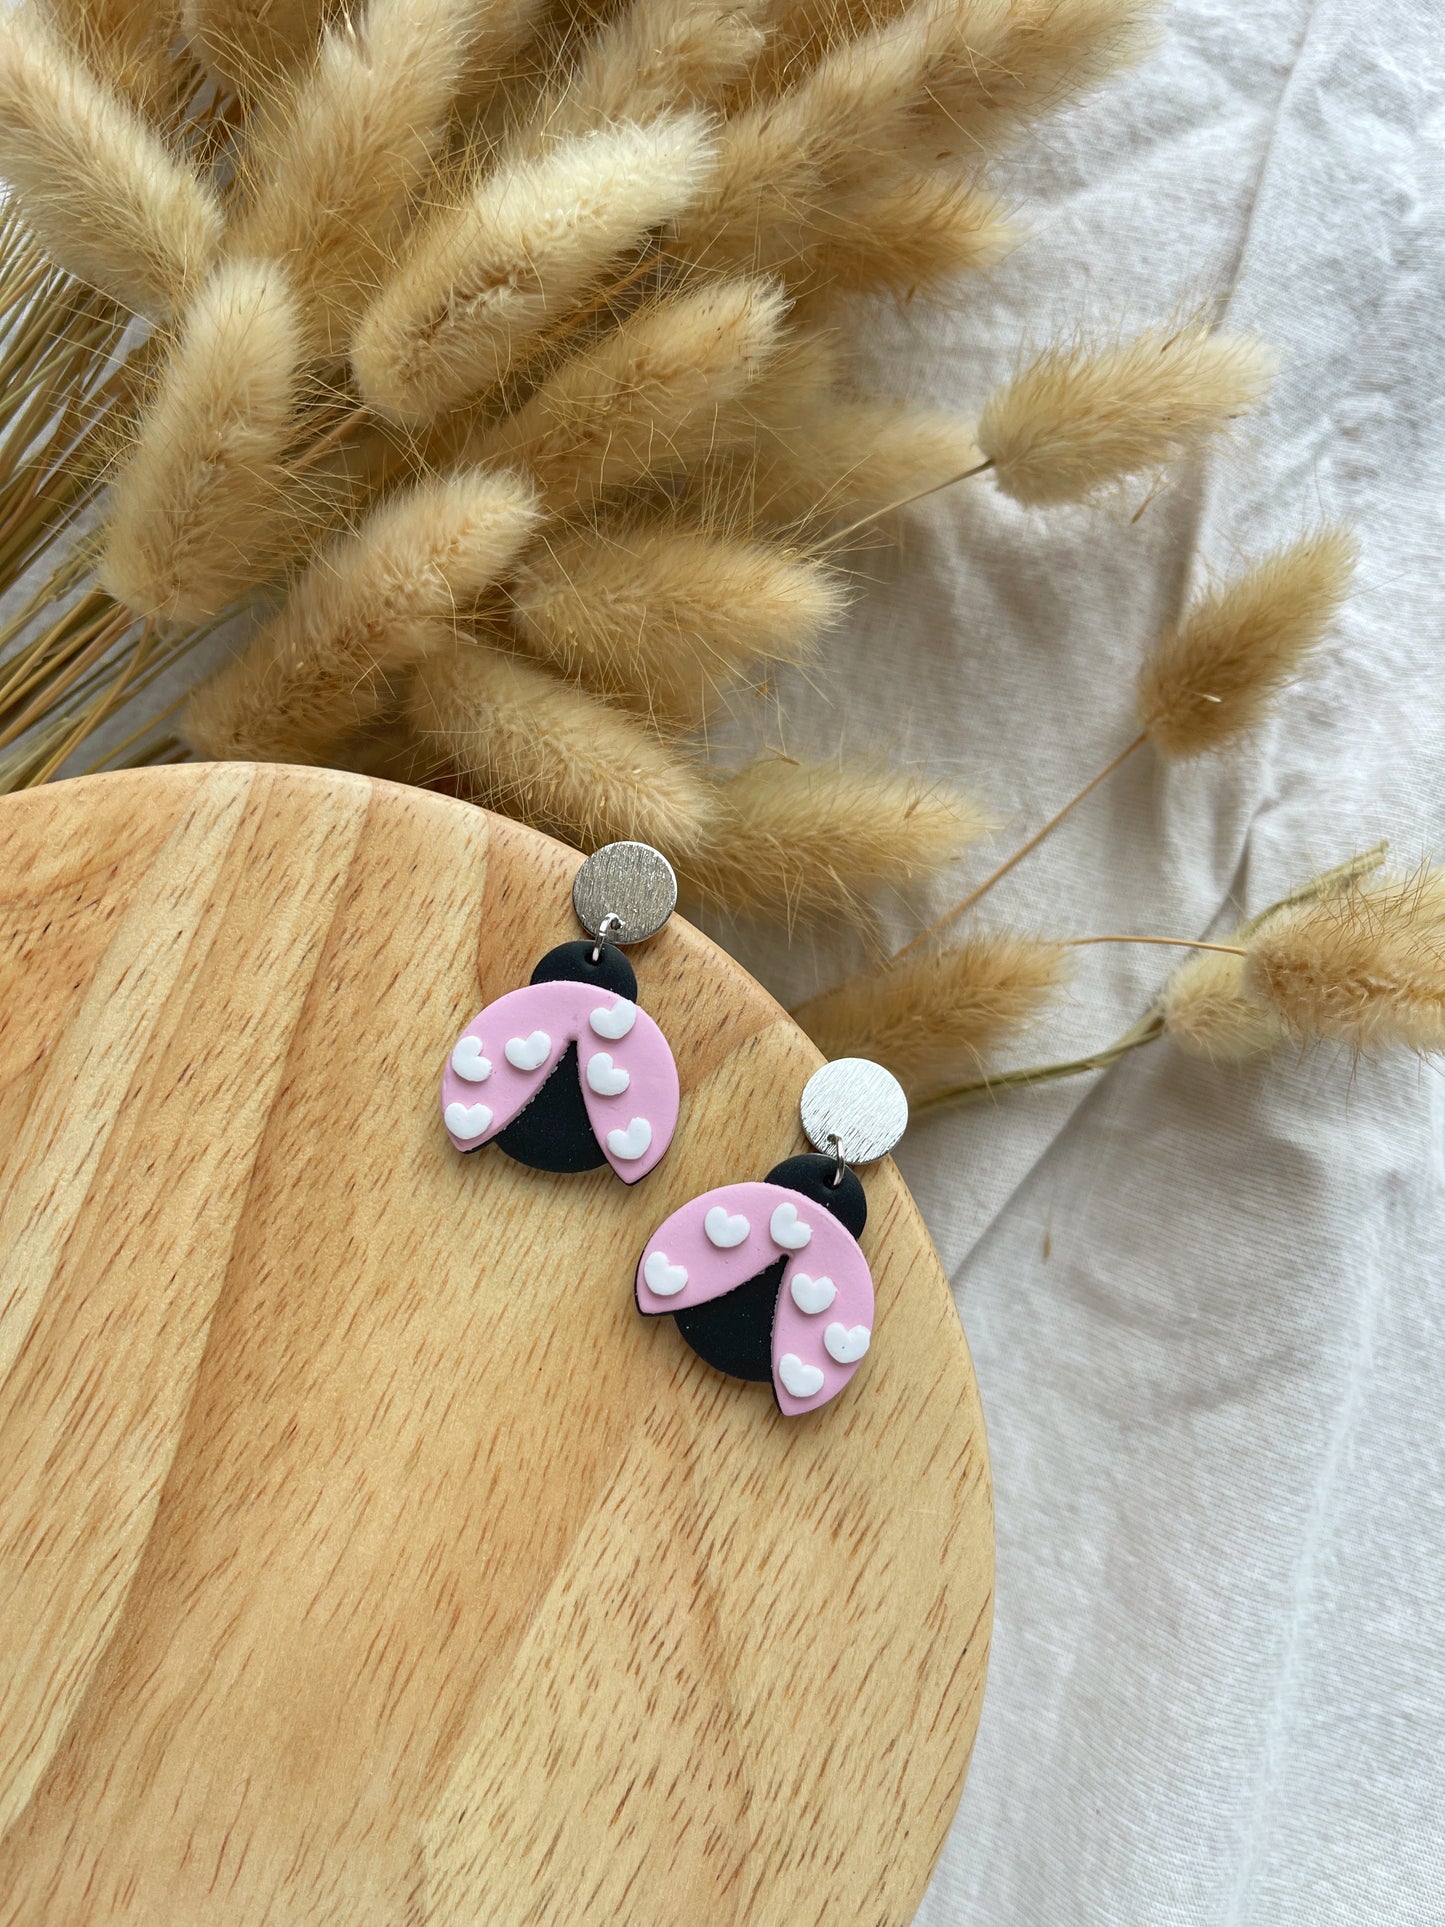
183;0;330;96
353;115;718;427
450;0;548;112
742;399;982;525
471;276;789;510
519;0;766;147
1244;869;1445;1054
227;0;482;350
752;0;1156;116
922;0;1160;153
677;0;1154;279
1160;946;1287;1061
101;260;305;623
1139;529;1357;757
978;322;1275;506
683;756;990;922
407;642;721;854
186;468;540;761
794;929;1070;1098
673;8;939;278
40;0;182;107
508;522;847;729
0;8;221;315
796;170;1016;301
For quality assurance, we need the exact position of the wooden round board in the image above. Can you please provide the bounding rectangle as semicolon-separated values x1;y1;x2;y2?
0;763;992;1926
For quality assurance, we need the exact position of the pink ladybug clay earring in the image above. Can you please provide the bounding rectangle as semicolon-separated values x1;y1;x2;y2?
441;842;680;1184
636;1059;909;1416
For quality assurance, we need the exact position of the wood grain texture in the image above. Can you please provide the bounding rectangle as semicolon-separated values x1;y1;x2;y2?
0;763;992;1926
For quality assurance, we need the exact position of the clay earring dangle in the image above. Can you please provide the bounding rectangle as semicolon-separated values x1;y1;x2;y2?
441;842;680;1183
635;1059;909;1415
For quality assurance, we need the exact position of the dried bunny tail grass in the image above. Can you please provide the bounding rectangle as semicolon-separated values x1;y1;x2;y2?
185;468;541;761
676;0;1151;278
40;0;183;108
228;0;481;351
353;114;718;427
1160;946;1287;1062
452;0;549;115
1139;529;1357;757
922;0;1160;154
469;276;790;511
671;12;936;277
736;398;981;528
752;0;1155;102
100;259;304;623
682;756;990;922
793;930;1069;1099
183;0;331;97
407;641;721;854
518;0;766;147
717;324;840;429
745;0;907;93
794;169;1017;302
978;321;1276;507
0;8;221;315
1242;867;1445;1055
508;521;848;729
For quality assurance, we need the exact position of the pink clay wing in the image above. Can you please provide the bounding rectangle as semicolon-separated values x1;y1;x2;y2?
636;1181;875;1415
440;979;678;1182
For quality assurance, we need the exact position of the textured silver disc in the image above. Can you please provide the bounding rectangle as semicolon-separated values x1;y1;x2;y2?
572;841;677;945
800;1058;909;1167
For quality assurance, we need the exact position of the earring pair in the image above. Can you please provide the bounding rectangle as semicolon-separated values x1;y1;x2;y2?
439;843;908;1419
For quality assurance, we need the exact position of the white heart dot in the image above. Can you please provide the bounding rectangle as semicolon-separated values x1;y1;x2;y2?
504;1030;551;1071
643;1250;688;1297
705;1206;750;1248
585;1051;630;1097
589;999;637;1040
450;1035;491;1083
770;1202;812;1250
778;1354;825;1400
789;1272;836;1315
824;1322;870;1365
444;1100;492;1140
607;1117;652;1161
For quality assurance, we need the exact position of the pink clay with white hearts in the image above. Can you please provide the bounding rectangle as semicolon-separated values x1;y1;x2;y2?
441;980;678;1182
636;1181;875;1416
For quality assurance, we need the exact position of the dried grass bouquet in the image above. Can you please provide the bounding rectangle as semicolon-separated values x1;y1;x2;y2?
0;0;1439;1104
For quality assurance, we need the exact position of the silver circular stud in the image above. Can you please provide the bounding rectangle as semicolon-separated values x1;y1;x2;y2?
800;1058;909;1168
573;841;677;946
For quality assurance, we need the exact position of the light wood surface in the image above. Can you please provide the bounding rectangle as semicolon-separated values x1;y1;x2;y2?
0;763;992;1926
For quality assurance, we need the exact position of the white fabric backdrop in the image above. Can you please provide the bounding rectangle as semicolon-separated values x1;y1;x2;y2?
746;1;1445;1919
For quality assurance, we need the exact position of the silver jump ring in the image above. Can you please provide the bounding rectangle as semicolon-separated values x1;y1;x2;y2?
590;911;623;964
827;1133;848;1188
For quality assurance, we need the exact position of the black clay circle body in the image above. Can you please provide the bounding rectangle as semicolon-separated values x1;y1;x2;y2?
673;1154;869;1381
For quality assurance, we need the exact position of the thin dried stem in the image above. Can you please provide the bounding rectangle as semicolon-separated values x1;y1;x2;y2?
895;731;1146;958
912;1008;1167;1114
1068;934;1246;954
820;457;993;548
